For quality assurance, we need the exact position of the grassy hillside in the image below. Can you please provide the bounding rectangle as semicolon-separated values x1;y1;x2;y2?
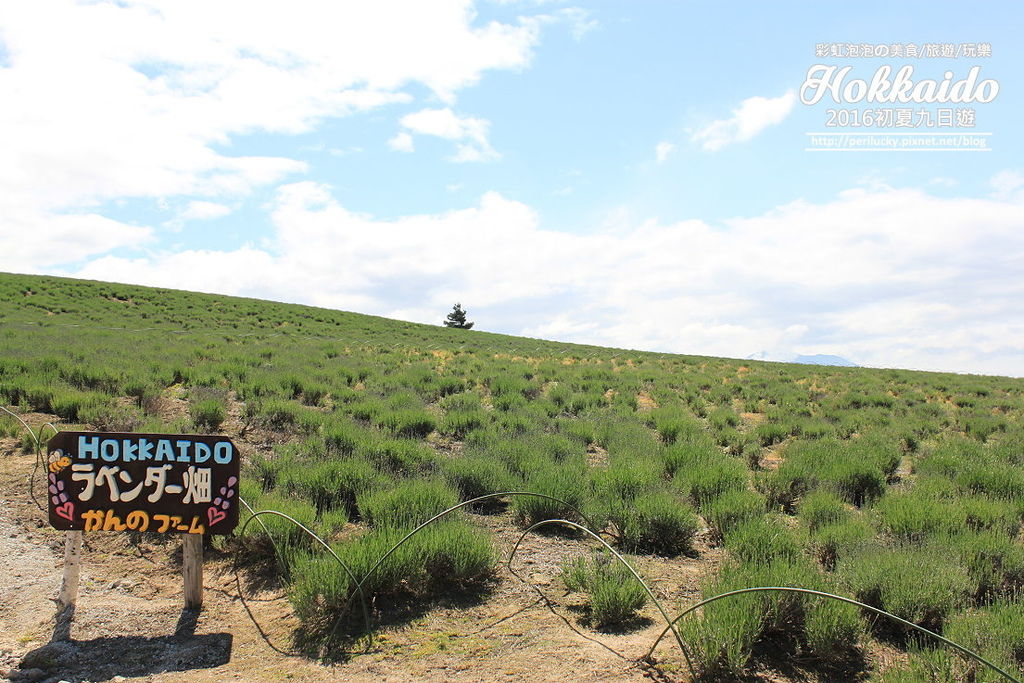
2;271;1023;680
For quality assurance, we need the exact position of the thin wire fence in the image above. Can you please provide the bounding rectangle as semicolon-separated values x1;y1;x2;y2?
5;412;1019;682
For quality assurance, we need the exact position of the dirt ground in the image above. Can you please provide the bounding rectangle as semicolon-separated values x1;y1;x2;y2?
0;411;875;683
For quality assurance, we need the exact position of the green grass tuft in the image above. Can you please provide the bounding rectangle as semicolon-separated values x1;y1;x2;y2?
561;551;648;629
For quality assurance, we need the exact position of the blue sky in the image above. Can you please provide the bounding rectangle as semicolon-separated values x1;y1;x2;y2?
1;1;1022;375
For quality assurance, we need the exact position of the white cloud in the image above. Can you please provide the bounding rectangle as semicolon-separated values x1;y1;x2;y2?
0;0;539;253
655;141;675;163
398;107;499;162
328;146;363;157
783;324;809;339
990;170;1024;201
181;201;232;221
692;90;795;151
401;108;483;141
555;7;598;42
513;5;598;42
388;132;415;153
68;181;1024;376
2;208;153;270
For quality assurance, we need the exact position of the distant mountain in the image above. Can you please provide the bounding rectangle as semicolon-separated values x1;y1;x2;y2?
792;354;859;367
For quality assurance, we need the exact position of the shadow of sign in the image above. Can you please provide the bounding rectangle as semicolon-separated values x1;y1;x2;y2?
11;608;232;682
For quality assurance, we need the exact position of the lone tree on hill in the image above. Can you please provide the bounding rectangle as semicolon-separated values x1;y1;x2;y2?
444;303;474;329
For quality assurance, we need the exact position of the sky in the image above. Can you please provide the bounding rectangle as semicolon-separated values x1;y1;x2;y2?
1;1;1022;376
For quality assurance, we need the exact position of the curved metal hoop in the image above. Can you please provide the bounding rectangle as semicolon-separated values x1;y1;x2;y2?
645;586;1020;683
343;490;598;611
236;508;373;651
1;405;46;510
39;422;60;440
330;491;603;636
0;405;40;448
509;518;694;677
22;433;1010;683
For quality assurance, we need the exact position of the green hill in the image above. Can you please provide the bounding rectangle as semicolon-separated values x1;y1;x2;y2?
1;271;1022;679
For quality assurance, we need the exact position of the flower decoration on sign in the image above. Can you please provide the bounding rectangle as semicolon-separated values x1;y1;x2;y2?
208;475;237;527
49;471;74;521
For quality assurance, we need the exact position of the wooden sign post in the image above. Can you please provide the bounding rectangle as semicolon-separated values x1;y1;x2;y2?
58;531;83;611
46;431;240;613
182;533;203;610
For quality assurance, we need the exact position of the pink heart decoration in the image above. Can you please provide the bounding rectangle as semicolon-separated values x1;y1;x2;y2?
55;501;75;522
207;506;227;527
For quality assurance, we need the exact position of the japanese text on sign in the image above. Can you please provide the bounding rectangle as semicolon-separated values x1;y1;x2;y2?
47;432;240;535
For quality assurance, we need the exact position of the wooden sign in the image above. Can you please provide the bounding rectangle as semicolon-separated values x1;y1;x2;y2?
46;431;240;535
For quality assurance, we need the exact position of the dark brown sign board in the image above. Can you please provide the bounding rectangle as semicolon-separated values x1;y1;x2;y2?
47;431;240;535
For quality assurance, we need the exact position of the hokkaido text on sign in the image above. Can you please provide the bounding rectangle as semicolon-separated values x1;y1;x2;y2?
47;432;240;535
